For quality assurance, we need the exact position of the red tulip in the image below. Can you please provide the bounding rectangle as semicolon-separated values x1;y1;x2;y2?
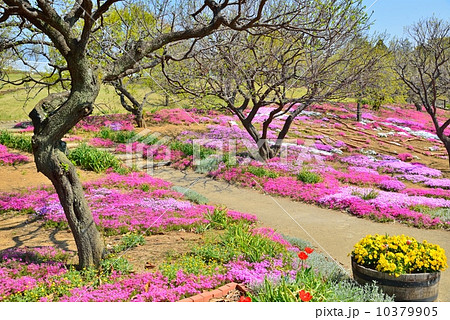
299;289;313;302
305;247;314;254
239;296;252;302
298;251;308;260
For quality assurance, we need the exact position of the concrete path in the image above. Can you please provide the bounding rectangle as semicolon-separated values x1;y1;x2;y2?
151;166;450;301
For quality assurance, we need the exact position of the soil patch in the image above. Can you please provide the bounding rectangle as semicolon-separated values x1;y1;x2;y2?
0;157;104;192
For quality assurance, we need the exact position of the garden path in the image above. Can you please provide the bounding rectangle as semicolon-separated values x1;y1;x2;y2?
150;166;450;301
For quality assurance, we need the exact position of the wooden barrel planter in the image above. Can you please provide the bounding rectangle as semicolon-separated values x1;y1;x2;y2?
351;257;441;302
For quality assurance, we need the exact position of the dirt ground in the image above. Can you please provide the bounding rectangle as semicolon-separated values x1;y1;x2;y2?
0;161;205;270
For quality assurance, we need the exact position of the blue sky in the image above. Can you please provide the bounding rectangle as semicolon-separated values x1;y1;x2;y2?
362;0;450;38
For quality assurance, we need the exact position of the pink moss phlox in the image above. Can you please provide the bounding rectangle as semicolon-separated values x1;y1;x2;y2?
89;137;115;148
252;227;299;251
0;144;30;165
224;256;297;286
74;114;135;132
397;153;413;162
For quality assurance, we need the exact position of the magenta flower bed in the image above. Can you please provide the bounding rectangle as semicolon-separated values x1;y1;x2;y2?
0;144;29;165
0;246;229;302
74;114;135;132
89;137;115;148
0;172;257;233
0;244;298;302
56;271;228;302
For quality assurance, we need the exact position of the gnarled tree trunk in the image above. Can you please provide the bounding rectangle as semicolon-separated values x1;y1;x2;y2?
30;57;104;268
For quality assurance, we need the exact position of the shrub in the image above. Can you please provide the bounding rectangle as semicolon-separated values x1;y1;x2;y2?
297;169;322;184
193;223;288;264
220;224;288;263
97;127;137;143
247;166;278;178
0;130;32;153
169;141;214;159
100;256;133;275
68;143;123;173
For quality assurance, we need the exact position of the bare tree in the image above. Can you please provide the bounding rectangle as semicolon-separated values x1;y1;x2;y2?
0;0;280;268
163;0;376;160
394;18;450;166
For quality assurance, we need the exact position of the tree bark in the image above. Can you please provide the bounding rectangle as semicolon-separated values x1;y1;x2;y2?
33;142;104;267
135;110;146;128
356;102;362;122
30;56;104;268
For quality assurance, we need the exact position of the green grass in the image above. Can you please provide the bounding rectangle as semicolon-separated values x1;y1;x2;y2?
352;189;379;200
193;223;288;264
0;72;186;121
113;233;146;253
68;143;123;173
0;130;32;153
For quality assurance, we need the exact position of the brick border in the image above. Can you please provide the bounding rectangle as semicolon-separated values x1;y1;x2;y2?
178;282;241;302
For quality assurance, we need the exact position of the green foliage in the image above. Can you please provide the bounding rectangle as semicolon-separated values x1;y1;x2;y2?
114;233;146;253
222;153;237;168
203;223;287;263
100;256;133;275
249;271;393;302
297;169;322;184
97;127;137;143
2;261;125;302
329;280;394;302
191;241;239;264
68;143;123;173
282;235;346;280
247;166;279;178
44;220;69;230
159;254;225;282
193;208;241;233
224;224;288;262
172;186;209;205
0;130;32;153
352;189;379;200
282;235;312;250
352;37;407;109
250;268;333;302
169;140;215;159
410;205;450;222
195;157;220;174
